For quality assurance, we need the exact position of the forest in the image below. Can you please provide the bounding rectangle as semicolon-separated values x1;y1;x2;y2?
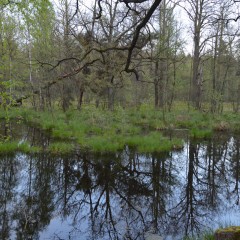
0;0;239;112
0;0;240;153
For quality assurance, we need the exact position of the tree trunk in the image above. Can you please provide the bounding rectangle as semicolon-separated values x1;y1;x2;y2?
77;90;84;110
190;0;206;110
154;62;159;108
108;76;115;111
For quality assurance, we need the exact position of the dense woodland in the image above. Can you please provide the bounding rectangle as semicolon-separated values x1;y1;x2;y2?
0;0;240;113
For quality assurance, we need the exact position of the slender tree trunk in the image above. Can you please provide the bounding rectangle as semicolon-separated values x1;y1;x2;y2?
190;0;206;110
155;0;168;109
211;34;218;113
27;24;36;108
158;0;167;109
192;35;201;109
108;77;115;111
154;62;159;108
77;90;84;110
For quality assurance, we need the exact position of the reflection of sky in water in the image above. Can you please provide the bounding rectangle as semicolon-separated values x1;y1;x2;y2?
1;134;240;239
40;217;83;240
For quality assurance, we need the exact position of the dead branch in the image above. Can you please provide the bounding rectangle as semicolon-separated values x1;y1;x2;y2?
125;0;163;79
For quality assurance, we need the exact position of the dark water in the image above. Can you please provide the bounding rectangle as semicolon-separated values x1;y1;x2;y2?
1;124;240;239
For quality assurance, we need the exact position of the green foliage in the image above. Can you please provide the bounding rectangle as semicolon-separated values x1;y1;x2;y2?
18;142;41;153
0;80;24;141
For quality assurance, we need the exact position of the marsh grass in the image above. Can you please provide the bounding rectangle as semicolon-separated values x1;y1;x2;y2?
126;132;182;153
0;141;19;154
0;141;40;154
3;104;240;153
190;128;213;139
83;135;125;152
18;142;41;153
47;142;75;154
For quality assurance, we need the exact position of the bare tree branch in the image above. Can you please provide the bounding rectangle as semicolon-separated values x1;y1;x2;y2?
95;0;103;19
125;0;163;78
69;0;80;22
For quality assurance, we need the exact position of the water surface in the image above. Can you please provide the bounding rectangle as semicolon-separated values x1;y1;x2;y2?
1;126;240;239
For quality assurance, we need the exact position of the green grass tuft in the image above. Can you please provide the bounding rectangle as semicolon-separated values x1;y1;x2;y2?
47;142;75;154
0;141;19;154
126;132;183;153
190;128;213;139
83;135;124;152
0;141;41;154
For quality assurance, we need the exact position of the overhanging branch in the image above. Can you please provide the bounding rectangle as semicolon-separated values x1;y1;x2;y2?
124;0;163;78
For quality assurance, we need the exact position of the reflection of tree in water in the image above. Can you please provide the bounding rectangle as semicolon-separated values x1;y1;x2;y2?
0;122;56;240
0;122;42;142
0;132;240;239
204;135;230;208
168;136;232;238
0;154;18;240
14;154;55;240
56;152;148;239
114;151;151;239
230;138;240;205
168;141;204;237
53;149;176;239
150;152;175;234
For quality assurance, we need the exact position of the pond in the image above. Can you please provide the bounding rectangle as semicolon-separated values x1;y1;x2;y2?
1;124;240;240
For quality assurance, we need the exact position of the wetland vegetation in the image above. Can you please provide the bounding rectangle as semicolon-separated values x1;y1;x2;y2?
1;104;240;154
